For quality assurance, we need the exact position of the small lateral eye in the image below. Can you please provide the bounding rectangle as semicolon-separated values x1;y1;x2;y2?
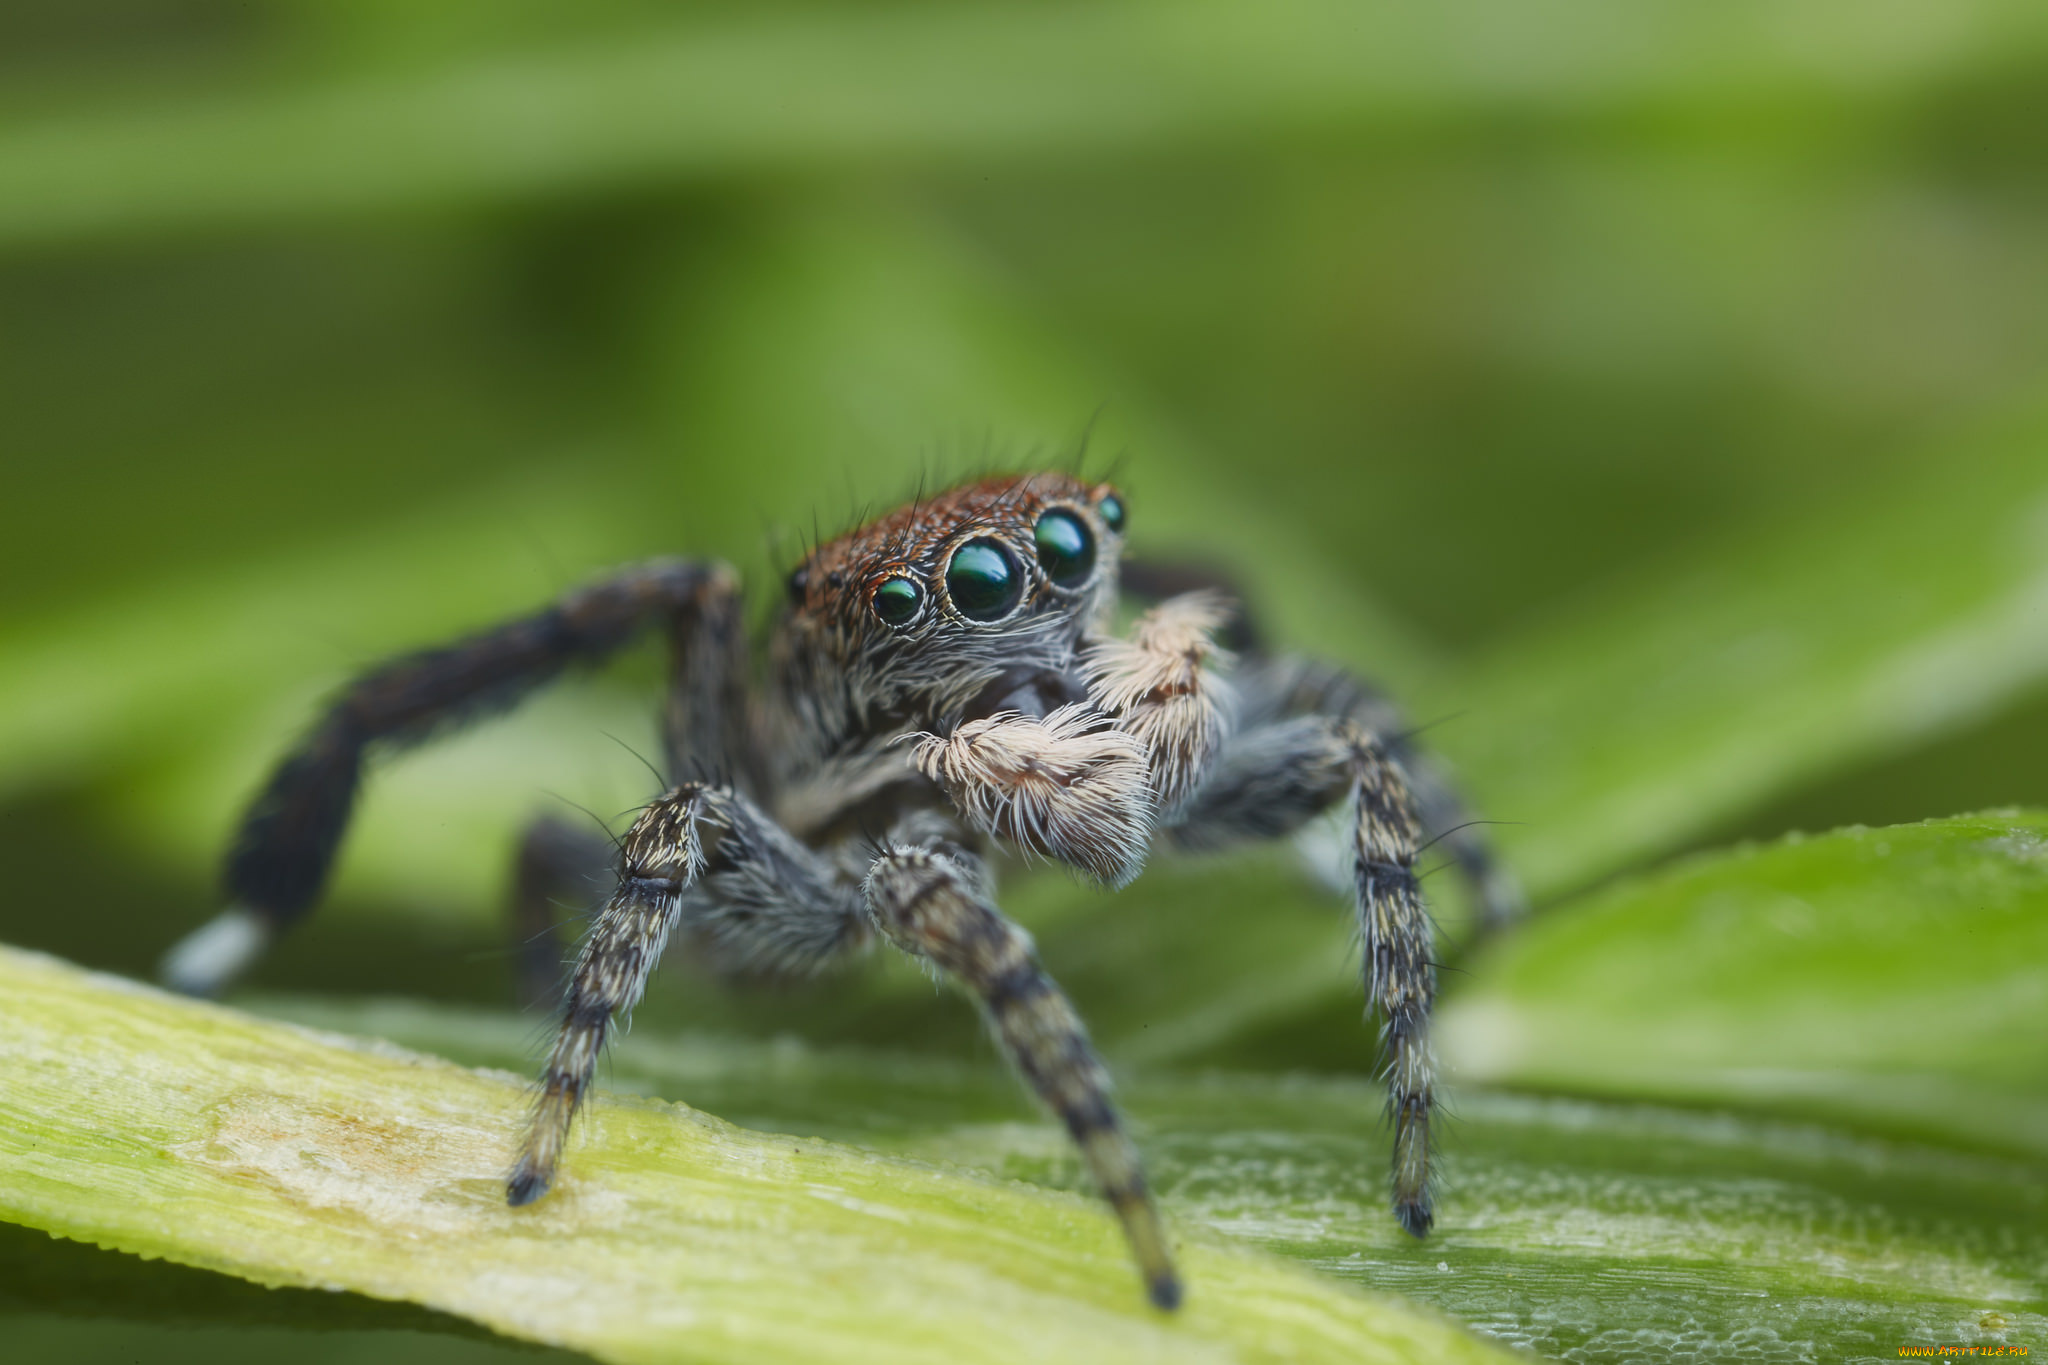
1097;492;1127;533
785;566;810;606
871;575;924;627
945;539;1024;621
1033;508;1096;588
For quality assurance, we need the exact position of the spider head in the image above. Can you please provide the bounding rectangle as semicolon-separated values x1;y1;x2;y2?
777;473;1128;736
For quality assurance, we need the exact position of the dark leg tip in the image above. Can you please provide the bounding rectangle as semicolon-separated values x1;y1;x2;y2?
1394;1199;1433;1239
1147;1272;1184;1312
506;1169;551;1207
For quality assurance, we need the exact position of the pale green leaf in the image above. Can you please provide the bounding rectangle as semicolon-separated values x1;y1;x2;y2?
1438;810;2048;1160
256;996;2048;1362
0;945;1509;1365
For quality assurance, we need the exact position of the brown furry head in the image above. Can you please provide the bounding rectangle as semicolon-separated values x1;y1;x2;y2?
772;473;1129;755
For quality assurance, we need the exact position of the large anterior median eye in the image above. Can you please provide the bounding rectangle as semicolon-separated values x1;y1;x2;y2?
945;539;1024;621
1033;508;1096;588
871;575;924;627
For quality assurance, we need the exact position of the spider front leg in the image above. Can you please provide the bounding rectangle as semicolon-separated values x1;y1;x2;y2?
509;780;866;1203
864;843;1181;1310
1168;715;1440;1235
163;559;744;996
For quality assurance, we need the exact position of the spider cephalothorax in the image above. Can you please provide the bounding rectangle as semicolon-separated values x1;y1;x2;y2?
164;470;1519;1311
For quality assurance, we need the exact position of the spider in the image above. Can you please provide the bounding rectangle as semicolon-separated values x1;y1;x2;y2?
161;471;1520;1310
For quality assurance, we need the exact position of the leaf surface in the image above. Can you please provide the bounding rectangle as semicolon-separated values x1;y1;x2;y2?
0;946;1507;1365
257;994;2048;1364
1436;810;2048;1161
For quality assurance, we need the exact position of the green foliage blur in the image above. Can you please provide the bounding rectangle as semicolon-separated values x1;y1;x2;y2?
4;2;2048;1362
10;0;2048;983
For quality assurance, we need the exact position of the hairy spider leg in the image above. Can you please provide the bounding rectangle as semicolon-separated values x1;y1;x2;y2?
161;560;744;996
509;782;1178;1309
864;843;1181;1311
659;567;763;791
1166;712;1438;1236
1347;730;1437;1237
510;780;867;1204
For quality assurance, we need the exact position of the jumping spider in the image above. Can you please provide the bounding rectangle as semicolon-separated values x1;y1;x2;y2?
163;472;1520;1309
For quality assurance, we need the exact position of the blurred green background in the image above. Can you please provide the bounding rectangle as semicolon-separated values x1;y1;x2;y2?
4;1;2048;1361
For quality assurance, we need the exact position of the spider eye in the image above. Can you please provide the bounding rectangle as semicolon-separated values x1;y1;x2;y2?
1097;493;1127;533
785;566;810;606
871;576;924;627
1033;508;1096;588
945;539;1023;621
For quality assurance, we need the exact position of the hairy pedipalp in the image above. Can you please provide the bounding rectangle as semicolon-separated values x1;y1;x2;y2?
909;703;1153;886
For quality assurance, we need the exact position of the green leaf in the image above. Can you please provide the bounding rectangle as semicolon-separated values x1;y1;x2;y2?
1441;422;2048;902
1438;810;2048;1160
3;0;2046;249
0;945;1510;1365
254;995;2048;1361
